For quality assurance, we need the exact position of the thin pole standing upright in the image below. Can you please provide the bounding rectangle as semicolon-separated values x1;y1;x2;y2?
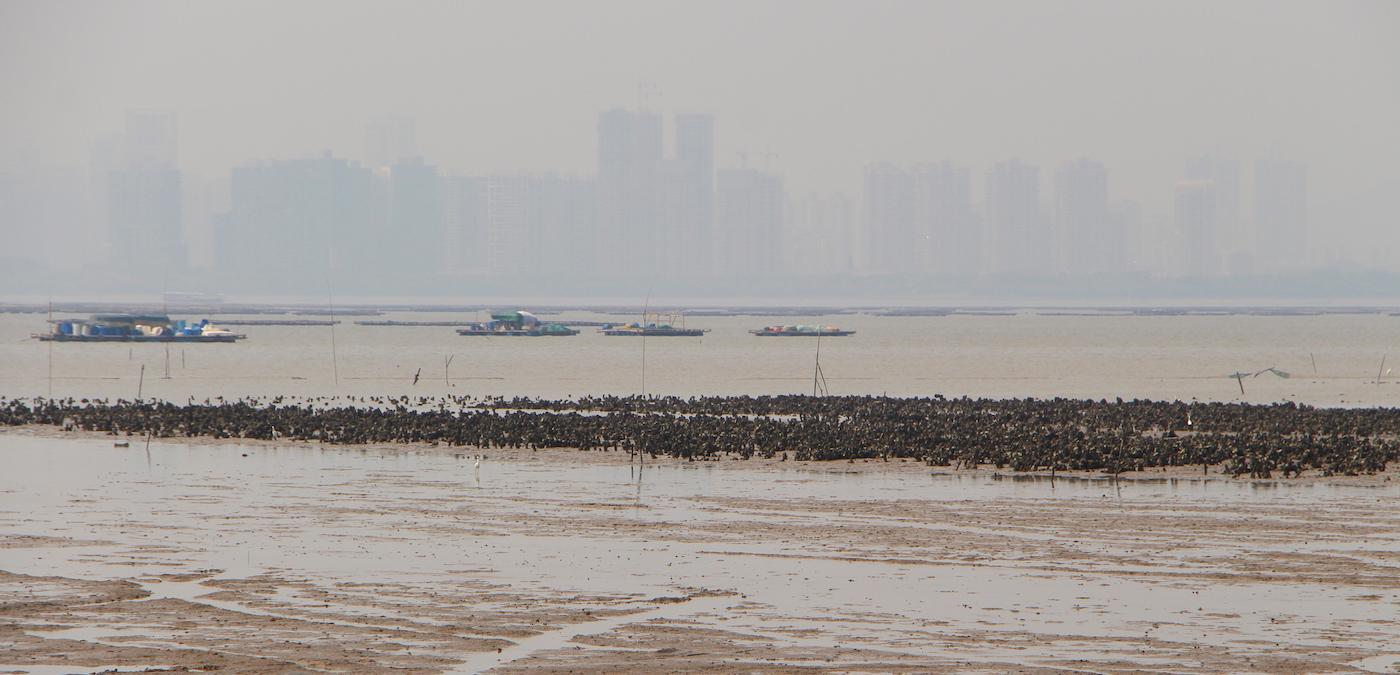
813;331;822;396
641;285;653;398
637;285;654;484
327;275;340;388
46;298;53;399
162;287;170;379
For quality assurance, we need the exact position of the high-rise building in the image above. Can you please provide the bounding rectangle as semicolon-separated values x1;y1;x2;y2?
528;174;597;276
1052;158;1112;275
122;111;177;166
912;162;977;276
482;175;530;275
216;153;374;290
985;159;1043;275
441;174;598;277
1184;157;1244;272
107;112;183;272
182;173;220;270
1253;159;1307;272
365;117;417;169
0;166;98;274
440;176;488;276
1110;200;1146;273
714;168;783;278
862;163;917;274
861;162;978;276
596;108;663;275
785;191;855;275
385;157;442;275
596;108;716;278
1173;180;1219;277
669;113;714;275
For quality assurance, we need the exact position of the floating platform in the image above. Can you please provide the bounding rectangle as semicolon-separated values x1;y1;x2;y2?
36;333;244;343
38;314;245;343
750;325;855;337
601;326;707;337
456;327;579;337
456;310;579;336
357;320;477;327
600;312;707;337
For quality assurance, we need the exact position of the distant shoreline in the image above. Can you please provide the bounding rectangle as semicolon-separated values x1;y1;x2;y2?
4;300;1400;318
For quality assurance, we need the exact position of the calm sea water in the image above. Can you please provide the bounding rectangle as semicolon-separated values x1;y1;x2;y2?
1;310;1398;406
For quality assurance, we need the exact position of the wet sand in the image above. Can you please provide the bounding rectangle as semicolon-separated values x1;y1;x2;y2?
2;427;1400;673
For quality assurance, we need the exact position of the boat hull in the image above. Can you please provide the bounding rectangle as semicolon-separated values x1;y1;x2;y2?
35;334;244;343
601;329;706;337
456;329;579;337
750;330;855;337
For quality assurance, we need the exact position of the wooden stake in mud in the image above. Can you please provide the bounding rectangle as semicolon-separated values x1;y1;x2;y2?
137;364;145;400
635;443;645;505
46;298;53;399
327;275;340;387
640;285;653;397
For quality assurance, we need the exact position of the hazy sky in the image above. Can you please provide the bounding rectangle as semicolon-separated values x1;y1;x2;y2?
3;0;1398;230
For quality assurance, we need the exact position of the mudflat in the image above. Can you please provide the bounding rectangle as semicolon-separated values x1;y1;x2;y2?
2;427;1398;673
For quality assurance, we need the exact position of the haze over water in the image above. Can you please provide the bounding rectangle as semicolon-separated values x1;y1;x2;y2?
5;311;1398;407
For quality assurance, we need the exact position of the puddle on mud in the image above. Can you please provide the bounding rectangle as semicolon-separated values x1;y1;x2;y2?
3;432;1399;673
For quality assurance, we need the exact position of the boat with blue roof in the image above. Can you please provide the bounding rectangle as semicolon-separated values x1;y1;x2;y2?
36;314;245;342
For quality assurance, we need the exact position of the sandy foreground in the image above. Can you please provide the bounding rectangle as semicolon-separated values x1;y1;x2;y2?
1;425;1399;674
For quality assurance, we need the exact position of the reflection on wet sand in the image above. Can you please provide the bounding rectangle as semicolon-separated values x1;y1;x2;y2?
2;430;1399;673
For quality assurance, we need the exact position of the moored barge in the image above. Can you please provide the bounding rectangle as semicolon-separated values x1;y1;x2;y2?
457;311;579;337
750;324;855;337
600;312;708;337
36;315;245;342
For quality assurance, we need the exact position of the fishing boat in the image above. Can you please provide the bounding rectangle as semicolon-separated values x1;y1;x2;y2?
600;312;708;337
750;324;855;337
456;311;579;337
36;315;245;342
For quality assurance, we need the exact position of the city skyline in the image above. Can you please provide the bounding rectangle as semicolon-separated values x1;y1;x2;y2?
0;105;1332;295
1;0;1396;298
